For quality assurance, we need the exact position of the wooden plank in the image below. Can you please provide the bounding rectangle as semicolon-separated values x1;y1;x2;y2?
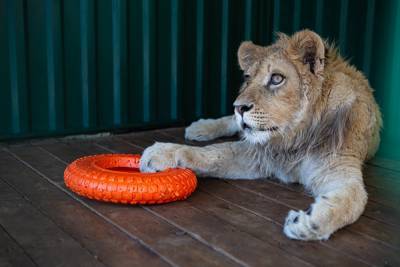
364;200;400;227
228;179;400;248
239;177;400;227
199;179;400;267
133;128;400;264
41;140;106;163
159;127;400;191
29;137;59;146
95;137;143;154
274;179;400;227
62;137;314;265
187;189;369;267
0;182;37;267
118;130;180;148
29;143;245;266
67;137;316;266
158;128;400;198
364;185;400;210
260;176;400;227
0;200;105;267
1;150;169;267
368;158;400;173
0;179;21;201
25;129;400;263
89;133;365;266
119;127;238;149
0;181;105;267
0;225;37;267
158;128;400;225
154;128;240;148
85;199;241;267
147;201;312;267
363;165;400;192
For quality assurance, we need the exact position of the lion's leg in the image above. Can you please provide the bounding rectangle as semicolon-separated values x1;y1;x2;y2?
185;115;240;141
283;159;367;240
140;141;264;179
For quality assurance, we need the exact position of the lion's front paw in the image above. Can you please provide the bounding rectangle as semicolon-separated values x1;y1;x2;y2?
185;119;221;141
283;209;330;241
140;142;181;172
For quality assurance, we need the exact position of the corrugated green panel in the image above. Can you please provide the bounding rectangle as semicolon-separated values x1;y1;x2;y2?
127;0;143;124
0;0;12;135
157;0;176;121
0;0;29;135
31;0;64;132
63;0;97;130
0;0;399;160
96;0;115;127
370;0;400;161
202;0;221;118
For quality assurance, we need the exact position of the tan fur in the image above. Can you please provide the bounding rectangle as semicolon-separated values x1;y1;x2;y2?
140;30;382;241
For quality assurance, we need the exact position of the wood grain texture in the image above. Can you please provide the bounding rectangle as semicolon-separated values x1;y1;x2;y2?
0;214;37;267
1;127;399;267
24;141;243;267
60;138;306;266
0;150;169;267
0;181;104;267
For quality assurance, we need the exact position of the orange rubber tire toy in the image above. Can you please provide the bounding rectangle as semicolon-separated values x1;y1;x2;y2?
64;154;197;204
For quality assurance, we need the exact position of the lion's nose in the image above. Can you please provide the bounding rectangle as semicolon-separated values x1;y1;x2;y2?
234;104;254;116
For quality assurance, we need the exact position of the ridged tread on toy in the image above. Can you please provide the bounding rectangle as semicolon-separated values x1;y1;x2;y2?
64;154;197;204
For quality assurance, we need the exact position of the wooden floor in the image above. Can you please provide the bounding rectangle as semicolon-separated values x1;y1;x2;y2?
1;127;399;267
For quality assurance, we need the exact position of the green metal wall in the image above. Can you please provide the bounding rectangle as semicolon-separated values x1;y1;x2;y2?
0;0;399;160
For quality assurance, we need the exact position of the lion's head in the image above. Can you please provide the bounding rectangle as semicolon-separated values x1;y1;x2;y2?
234;30;327;145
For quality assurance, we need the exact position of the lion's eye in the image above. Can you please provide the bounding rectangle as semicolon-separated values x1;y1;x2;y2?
270;73;285;86
243;73;251;81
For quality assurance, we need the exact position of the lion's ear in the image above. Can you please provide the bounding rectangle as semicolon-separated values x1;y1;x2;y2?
238;41;263;71
287;30;325;76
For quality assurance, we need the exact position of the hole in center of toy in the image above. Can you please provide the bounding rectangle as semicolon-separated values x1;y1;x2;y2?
94;155;141;173
107;166;140;173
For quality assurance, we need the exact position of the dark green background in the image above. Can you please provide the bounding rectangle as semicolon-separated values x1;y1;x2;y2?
0;0;399;161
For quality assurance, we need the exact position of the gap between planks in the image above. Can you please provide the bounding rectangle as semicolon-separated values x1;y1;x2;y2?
99;132;397;265
3;148;181;267
34;142;310;267
3;127;399;266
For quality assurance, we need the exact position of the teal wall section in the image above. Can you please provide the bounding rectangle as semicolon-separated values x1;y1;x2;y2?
0;0;399;160
370;0;400;161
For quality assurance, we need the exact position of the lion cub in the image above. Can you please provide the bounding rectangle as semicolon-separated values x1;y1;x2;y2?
140;30;382;241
